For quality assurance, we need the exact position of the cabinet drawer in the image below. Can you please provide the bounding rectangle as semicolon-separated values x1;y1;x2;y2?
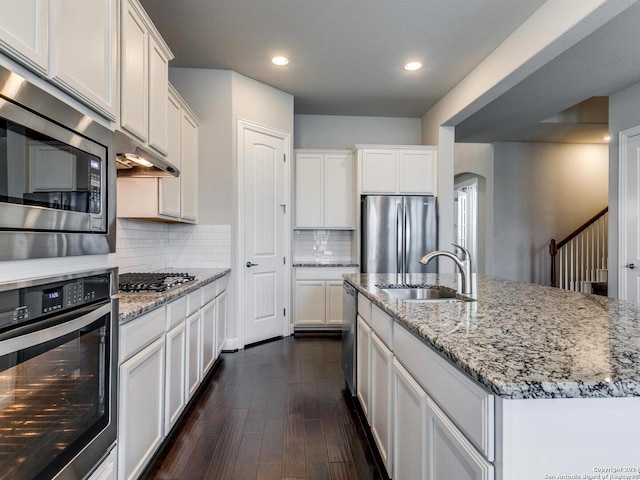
217;274;229;293
120;307;166;364
394;324;495;461
186;288;202;316
357;293;372;326
295;267;358;281
371;304;393;349
202;280;218;305
166;296;186;330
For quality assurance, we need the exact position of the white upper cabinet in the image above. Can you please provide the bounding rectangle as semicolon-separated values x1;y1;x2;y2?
0;0;49;74
0;0;117;120
295;149;354;229
159;91;182;218
120;0;172;154
357;145;438;195
180;107;198;222
49;0;117;120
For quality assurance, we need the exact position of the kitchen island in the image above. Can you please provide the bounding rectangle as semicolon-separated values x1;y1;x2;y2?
345;273;640;480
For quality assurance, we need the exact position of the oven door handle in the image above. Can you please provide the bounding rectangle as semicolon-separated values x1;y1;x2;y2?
0;301;112;356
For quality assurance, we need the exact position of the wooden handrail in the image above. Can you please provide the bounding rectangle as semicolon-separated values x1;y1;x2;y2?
556;207;608;250
549;206;608;288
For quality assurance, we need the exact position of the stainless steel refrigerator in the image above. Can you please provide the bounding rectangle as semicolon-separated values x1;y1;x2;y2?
361;195;437;276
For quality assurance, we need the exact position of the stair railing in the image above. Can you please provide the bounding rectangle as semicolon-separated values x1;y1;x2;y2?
549;207;608;290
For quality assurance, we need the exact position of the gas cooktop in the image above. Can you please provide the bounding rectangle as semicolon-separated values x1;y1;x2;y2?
119;272;196;293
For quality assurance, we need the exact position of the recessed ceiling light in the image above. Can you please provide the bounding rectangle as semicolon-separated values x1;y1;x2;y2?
404;61;422;71
272;56;289;66
604;135;611;141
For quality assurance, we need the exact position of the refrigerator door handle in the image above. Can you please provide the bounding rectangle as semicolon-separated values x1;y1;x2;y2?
396;203;403;283
404;201;410;283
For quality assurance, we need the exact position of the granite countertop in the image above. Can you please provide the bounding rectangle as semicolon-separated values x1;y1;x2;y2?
116;268;231;324
293;262;359;267
345;273;640;400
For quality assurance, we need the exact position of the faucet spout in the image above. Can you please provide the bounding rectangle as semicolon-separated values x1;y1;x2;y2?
419;244;473;295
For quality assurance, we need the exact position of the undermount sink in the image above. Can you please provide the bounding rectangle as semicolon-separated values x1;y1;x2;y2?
380;286;461;302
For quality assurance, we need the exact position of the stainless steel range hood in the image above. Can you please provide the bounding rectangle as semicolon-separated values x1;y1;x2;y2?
115;131;179;177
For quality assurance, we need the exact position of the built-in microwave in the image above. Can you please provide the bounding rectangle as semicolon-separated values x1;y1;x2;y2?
0;64;115;260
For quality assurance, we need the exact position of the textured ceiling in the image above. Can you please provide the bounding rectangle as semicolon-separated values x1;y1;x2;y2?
139;0;547;117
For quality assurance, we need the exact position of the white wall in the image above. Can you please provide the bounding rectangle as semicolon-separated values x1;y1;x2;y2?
169;68;294;350
493;142;608;285
294;115;421;149
608;79;640;298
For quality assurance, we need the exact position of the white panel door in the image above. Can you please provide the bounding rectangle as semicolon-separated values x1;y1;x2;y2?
242;126;286;345
120;0;148;142
356;315;372;420
371;333;393;474
164;320;186;433
185;310;201;400
201;299;216;375
621;131;640;302
159;90;181;218
324;153;354;228
180;110;198;222
427;397;494;480
295;280;326;325
215;290;227;356
399;149;437;194
0;0;48;74
362;149;397;193
49;0;116;119
326;281;345;325
394;358;428;480
295;152;323;227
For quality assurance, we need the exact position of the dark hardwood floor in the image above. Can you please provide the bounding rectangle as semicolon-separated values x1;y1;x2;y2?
144;336;385;480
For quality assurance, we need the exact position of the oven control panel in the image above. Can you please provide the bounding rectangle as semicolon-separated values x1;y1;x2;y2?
0;273;111;334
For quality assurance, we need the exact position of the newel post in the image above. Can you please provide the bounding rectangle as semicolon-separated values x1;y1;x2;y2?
549;239;558;287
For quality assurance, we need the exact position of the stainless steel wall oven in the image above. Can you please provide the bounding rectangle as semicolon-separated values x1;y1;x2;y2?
0;64;115;260
0;269;118;480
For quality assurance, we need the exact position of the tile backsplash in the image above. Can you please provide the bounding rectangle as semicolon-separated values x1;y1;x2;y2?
115;219;231;273
293;229;355;263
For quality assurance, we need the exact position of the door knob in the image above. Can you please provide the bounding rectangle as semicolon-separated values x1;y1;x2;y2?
626;263;636;270
246;261;259;268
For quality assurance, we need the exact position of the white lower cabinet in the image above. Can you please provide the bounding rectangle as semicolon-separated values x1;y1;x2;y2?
370;332;393;473
427;396;494;480
119;336;165;480
393;358;428;480
215;290;227;356
164;320;186;432
201;299;216;376
185;310;202;400
356;315;371;420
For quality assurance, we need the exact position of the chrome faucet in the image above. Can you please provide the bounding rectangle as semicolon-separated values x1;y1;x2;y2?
419;244;473;295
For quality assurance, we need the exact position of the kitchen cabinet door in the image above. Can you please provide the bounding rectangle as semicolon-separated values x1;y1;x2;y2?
185;310;201;400
148;36;169;155
201;299;216;376
295;152;324;227
180;109;198;222
356;315;372;421
393;358;428;480
371;333;393;474
215;290;227;357
326;280;345;325
119;336;165;480
295;280;326;324
361;149;397;194
159;89;182;218
49;0;116;120
426;396;494;480
164;320;186;433
324;153;354;228
120;0;148;142
0;0;48;75
399;149;437;195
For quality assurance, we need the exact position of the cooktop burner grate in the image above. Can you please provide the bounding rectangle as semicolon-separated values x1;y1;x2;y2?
119;272;196;293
